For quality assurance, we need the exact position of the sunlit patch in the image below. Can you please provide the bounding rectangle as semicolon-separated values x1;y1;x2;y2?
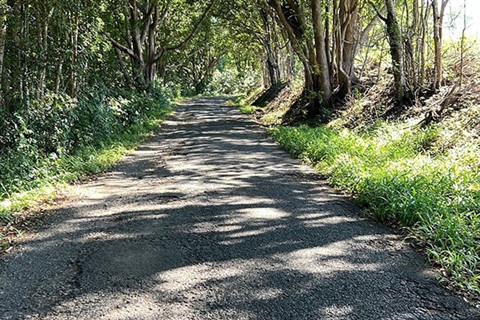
216;224;244;233
251;288;283;300
300;216;357;228
154;263;245;292
239;207;289;220
81;232;149;241
0;199;12;209
55;292;192;319
227;226;277;239
218;239;245;245
321;305;354;318
279;244;384;274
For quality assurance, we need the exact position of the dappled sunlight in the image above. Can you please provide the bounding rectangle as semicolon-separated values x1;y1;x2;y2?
226;226;278;239
251;288;284;301
321;305;354;319
1;98;475;319
278;244;385;274
238;207;290;220
154;263;245;293
299;215;358;228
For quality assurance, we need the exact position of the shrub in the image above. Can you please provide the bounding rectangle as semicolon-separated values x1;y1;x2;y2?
0;86;173;201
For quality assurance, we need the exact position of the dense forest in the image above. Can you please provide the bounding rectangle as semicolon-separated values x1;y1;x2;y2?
1;0;479;300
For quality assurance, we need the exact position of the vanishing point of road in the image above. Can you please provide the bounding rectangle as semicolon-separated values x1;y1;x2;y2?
0;97;478;319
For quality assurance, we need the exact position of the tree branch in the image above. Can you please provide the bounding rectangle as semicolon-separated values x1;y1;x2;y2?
165;0;218;51
108;35;137;60
368;1;387;22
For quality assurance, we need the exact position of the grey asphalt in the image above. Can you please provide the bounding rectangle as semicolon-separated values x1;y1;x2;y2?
0;97;478;319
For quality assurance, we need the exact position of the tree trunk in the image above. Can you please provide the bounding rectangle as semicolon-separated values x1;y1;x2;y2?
432;0;448;90
311;0;332;106
0;3;6;110
383;0;408;101
419;1;429;87
70;11;79;98
0;6;6;87
36;6;50;99
260;8;281;87
54;61;62;94
336;0;359;98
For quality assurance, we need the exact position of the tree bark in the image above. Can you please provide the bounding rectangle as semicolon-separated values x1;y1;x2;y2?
381;0;409;101
311;0;332;105
432;0;448;90
336;0;359;98
260;7;281;87
0;4;6;88
70;11;79;98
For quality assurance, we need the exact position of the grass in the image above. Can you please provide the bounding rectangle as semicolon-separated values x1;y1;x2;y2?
0;94;174;251
267;120;480;295
238;104;262;115
227;88;265;115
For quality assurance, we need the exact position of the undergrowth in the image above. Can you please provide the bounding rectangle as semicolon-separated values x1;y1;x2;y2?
268;119;480;296
0;86;174;248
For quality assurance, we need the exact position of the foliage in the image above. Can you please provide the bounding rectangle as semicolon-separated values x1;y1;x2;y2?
268;119;480;294
205;67;260;95
0;86;173;218
237;104;262;115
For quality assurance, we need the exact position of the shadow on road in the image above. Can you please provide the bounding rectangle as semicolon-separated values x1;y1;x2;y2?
0;97;476;319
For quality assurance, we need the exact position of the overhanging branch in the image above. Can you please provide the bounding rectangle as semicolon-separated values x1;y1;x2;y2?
165;0;218;51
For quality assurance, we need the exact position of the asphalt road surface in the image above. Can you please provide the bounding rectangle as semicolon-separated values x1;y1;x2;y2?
1;97;478;319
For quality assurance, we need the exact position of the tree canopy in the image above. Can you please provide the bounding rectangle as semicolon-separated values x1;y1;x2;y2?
2;0;474;114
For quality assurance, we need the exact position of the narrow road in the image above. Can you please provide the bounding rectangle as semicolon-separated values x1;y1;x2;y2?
0;97;478;319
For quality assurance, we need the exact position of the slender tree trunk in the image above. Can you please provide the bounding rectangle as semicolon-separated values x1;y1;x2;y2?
311;0;332;106
459;0;466;86
384;0;408;101
419;1;429;87
337;0;359;98
70;11;79;98
325;1;334;83
54;61;62;94
432;0;448;89
0;6;6;86
37;7;50;99
260;8;281;87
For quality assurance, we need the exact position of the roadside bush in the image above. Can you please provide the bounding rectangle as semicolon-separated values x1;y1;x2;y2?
0;86;173;202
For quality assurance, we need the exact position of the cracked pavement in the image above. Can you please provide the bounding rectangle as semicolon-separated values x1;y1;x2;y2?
0;97;478;319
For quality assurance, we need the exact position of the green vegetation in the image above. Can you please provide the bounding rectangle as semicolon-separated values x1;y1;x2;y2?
0;87;173;246
268;117;480;293
1;0;480;302
237;104;262;115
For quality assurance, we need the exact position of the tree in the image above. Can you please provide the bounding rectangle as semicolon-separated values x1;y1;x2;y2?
267;0;332;116
432;0;449;90
260;6;282;88
0;1;8;93
107;0;217;90
372;0;410;101
333;0;360;98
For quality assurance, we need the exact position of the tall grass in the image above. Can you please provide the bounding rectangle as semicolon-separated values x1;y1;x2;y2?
268;121;480;293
